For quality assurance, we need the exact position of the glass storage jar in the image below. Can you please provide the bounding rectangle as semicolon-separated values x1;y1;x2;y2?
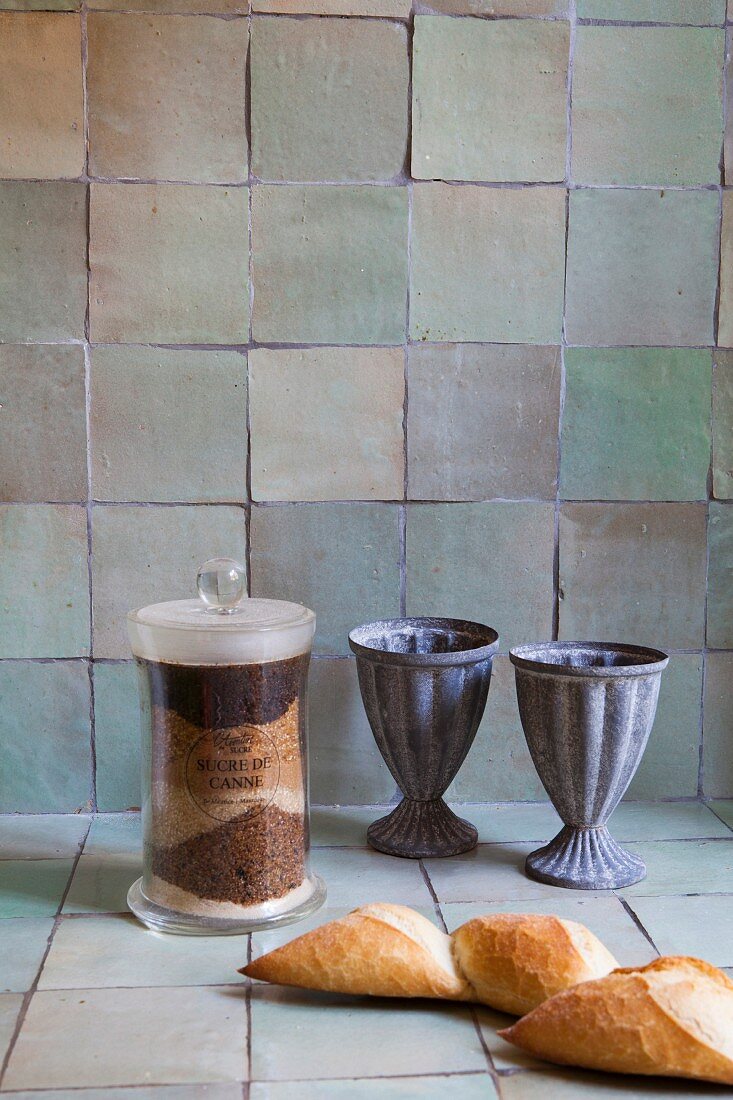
126;558;326;935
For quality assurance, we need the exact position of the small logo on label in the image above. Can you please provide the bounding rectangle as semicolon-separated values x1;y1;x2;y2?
185;725;280;823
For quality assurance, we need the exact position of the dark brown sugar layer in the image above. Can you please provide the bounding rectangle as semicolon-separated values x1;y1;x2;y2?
138;652;309;728
150;804;307;906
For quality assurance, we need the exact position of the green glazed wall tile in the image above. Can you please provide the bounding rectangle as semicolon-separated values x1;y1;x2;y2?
90;347;247;503
407;344;561;501
559;503;707;648
251;185;408;344
0;506;89;658
565;188;719;346
309;659;397;804
714;350;733;498
0;13;84;178
252;18;408;182
250;347;404;502
627;654;703;798
421;1;565;11
89;183;249;344
703;652;733;797
406;503;555;651
561;347;711;501
572;27;723;185
446;657;546;802
0;662;91;812
412;18;568;183
0;182;87;341
92;505;247;659
0;345;87;503
719;191;733;347
0;0;78;8
1;814;89;859
726;32;733;184
88;15;247;183
253;0;410;11
90;0;245;10
576;0;725;21
411;184;566;343
250;504;400;655
708;502;733;646
94;662;141;811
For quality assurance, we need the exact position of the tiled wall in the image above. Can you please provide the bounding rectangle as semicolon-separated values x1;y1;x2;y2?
1;0;732;812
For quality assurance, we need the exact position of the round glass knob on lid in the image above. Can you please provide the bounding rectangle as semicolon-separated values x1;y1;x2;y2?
196;558;246;614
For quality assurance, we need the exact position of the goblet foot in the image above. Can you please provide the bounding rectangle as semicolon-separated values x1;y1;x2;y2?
525;824;646;890
367;797;477;859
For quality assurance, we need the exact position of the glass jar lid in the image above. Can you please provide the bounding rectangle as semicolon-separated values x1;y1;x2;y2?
127;558;316;665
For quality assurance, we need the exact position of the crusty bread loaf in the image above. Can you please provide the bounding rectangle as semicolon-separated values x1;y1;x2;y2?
453;913;619;1016
499;956;733;1085
244;903;472;1001
243;906;618;1013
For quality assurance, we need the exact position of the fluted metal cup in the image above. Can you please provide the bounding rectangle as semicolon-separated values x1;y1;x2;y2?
510;641;669;890
349;617;499;858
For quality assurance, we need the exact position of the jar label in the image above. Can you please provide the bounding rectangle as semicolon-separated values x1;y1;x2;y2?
184;726;281;823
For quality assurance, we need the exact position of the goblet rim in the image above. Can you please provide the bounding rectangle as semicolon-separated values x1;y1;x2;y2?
348;616;499;667
510;640;669;678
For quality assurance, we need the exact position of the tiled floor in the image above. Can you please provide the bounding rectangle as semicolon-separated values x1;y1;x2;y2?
0;802;732;1098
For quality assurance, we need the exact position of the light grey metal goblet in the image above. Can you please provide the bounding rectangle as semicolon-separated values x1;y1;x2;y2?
510;642;668;890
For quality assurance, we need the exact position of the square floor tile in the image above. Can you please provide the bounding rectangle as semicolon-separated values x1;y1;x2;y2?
310;847;434;908
252;185;408;344
611;801;730;840
63;853;142;914
83;813;142;858
250;986;485;1081
626;895;733;964
0;662;91;813
88;14;247;182
620;839;733;896
251;1079;497;1100
558;503;707;649
0;506;89;658
91;0;246;10
423;0;564;9
413;18;567;183
0;1087;241;1100
0;814;89;860
0;918;54;992
92;505;246;658
3;986;247;1089
250;347;404;502
406;503;555;652
707;502;733;647
89;183;249;343
250;504;400;655
445;657;546;802
442;895;656;968
576;0;725;21
253;0;410;11
0;345;87;504
40;914;246;989
309;660;397;805
0;993;23;1064
565;188;718;346
703;653;733;798
93;663;141;812
713;350;733;498
626;654;704;799
447;804;560;844
408;344;561;501
424;843;595;904
561;348;711;501
572;27;723;185
310;806;381;847
720;192;733;347
251;17;407;182
0;13;84;178
0;182;87;341
709;800;733;829
91;347;247;504
410;184;566;343
727;38;733;185
498;1066;728;1098
0;860;74;918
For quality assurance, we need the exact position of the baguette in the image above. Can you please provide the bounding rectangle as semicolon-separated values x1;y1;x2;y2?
498;956;733;1085
242;906;618;1014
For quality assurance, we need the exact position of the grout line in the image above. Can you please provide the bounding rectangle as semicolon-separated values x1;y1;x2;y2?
0;818;92;1088
706;803;733;833
616;896;661;955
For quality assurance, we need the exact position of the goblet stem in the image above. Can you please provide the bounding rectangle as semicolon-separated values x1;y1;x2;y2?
367;797;478;859
525;824;646;890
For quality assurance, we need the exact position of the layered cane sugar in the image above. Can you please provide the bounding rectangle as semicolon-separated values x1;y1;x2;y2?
138;652;310;914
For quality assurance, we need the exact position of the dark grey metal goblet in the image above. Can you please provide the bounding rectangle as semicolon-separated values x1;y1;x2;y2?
510;642;669;890
349;617;499;858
